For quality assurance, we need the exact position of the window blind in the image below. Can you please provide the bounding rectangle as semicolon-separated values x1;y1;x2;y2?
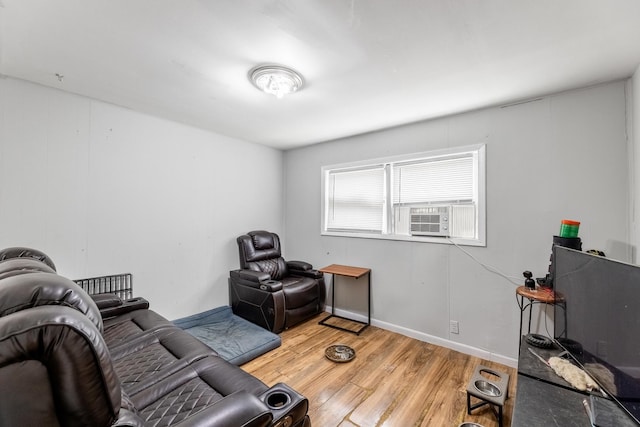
392;156;474;204
327;166;385;232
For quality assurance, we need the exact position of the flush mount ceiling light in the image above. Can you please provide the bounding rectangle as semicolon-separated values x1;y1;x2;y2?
249;65;304;99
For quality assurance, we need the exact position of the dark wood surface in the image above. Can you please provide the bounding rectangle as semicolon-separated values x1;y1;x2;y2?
319;264;370;279
515;285;563;304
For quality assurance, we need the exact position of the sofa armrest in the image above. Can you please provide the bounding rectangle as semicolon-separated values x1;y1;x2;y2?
230;270;283;292
231;269;271;283
259;383;309;427
170;391;272;427
99;297;150;319
91;293;124;310
287;261;323;279
286;260;312;271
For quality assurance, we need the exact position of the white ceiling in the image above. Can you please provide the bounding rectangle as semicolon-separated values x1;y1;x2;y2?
1;1;640;150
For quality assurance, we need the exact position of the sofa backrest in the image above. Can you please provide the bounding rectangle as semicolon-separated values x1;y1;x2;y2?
0;257;57;280
0;246;57;271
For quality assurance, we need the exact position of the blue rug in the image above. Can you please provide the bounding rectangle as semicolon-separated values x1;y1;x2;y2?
173;306;281;366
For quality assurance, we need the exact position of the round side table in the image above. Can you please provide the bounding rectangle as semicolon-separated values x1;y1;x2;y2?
516;286;565;342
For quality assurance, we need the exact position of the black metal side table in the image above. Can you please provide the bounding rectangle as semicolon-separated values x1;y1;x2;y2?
318;264;371;335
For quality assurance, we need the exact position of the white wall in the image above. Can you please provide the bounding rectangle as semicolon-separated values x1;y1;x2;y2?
284;81;630;365
630;66;640;260
0;75;632;364
0;77;284;320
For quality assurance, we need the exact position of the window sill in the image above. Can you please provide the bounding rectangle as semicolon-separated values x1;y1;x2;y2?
321;231;486;247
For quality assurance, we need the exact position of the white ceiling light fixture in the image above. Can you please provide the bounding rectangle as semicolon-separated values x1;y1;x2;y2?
250;65;304;99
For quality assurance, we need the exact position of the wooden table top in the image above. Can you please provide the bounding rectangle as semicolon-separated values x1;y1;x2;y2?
516;285;564;303
319;264;370;279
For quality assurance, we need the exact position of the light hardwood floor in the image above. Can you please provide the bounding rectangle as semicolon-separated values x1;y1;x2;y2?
242;313;518;427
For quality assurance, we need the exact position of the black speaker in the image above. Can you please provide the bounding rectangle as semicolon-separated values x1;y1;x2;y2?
538;236;582;288
553;236;582;251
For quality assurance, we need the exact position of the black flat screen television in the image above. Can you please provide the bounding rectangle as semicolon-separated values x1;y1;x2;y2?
554;245;640;424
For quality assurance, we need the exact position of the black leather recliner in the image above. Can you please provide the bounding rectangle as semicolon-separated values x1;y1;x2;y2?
229;231;326;333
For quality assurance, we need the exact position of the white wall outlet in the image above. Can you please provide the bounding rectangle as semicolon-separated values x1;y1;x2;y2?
450;320;459;334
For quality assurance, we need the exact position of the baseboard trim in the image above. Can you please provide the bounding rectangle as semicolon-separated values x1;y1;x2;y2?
326;307;517;368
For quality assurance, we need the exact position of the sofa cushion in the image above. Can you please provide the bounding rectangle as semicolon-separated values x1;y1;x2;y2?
109;325;218;392
130;356;270;427
282;276;319;308
102;309;175;347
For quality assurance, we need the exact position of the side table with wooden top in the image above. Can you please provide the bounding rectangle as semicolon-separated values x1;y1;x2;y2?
516;285;566;341
318;264;371;335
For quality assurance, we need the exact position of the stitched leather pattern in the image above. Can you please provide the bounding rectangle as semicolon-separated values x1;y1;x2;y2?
140;377;223;427
103;321;143;346
255;259;279;278
114;343;177;387
254;258;287;281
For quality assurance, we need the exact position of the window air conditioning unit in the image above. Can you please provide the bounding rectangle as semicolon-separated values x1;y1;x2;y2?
409;206;450;237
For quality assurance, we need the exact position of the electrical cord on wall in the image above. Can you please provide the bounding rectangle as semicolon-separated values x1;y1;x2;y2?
447;238;521;286
446;239;564;341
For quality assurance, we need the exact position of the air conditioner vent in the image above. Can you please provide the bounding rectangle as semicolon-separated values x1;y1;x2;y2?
410;206;450;237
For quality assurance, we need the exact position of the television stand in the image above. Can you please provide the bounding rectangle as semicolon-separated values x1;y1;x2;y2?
512;338;637;426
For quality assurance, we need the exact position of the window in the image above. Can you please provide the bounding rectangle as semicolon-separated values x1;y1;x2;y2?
325;166;385;232
321;144;486;246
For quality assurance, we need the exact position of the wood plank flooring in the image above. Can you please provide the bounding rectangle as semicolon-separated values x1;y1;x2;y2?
242;314;518;427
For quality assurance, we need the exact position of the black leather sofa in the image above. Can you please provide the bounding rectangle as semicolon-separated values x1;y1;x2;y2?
0;247;310;427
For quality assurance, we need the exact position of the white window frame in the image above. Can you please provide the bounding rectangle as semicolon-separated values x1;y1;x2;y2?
321;144;486;247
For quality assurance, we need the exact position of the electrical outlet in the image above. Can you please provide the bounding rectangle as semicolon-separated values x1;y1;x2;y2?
450;320;459;334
